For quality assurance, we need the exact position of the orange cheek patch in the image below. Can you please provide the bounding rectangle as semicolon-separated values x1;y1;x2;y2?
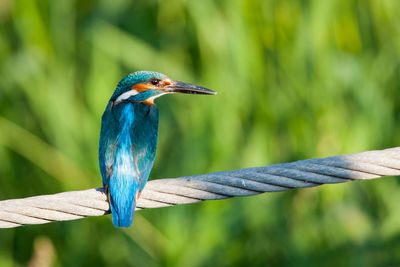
132;83;151;92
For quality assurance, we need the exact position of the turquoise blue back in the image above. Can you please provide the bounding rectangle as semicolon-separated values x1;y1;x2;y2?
99;101;158;227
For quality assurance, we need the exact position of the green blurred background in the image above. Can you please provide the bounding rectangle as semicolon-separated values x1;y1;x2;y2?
1;0;400;266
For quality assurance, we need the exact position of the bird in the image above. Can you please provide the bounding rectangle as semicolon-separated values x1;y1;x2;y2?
99;71;216;227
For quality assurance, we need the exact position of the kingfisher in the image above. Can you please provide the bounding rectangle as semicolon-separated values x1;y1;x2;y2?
99;71;216;227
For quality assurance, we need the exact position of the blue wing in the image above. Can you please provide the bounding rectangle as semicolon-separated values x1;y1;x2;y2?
99;102;158;227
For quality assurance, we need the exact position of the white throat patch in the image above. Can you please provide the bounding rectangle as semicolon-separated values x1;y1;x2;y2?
146;92;168;103
115;90;169;104
115;90;139;103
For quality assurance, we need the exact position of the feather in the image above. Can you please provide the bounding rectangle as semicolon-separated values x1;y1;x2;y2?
99;102;158;227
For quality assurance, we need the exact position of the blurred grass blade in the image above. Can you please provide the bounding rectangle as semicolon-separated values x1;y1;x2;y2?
0;117;93;189
123;213;170;260
91;21;192;80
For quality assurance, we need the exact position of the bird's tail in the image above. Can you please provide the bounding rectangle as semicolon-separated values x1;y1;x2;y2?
109;181;139;228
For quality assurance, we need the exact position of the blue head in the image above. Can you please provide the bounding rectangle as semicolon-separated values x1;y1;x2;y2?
110;71;216;105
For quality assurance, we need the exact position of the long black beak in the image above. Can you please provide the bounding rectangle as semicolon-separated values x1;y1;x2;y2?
165;81;217;95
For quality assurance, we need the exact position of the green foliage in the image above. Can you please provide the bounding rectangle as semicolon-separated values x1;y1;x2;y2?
1;0;400;265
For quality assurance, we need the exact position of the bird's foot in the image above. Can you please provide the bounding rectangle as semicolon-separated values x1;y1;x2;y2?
103;184;110;199
135;191;142;202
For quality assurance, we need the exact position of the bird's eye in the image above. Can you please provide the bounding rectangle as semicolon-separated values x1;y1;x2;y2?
150;78;160;86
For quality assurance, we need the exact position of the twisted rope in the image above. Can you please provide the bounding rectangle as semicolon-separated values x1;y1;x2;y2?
1;147;400;228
